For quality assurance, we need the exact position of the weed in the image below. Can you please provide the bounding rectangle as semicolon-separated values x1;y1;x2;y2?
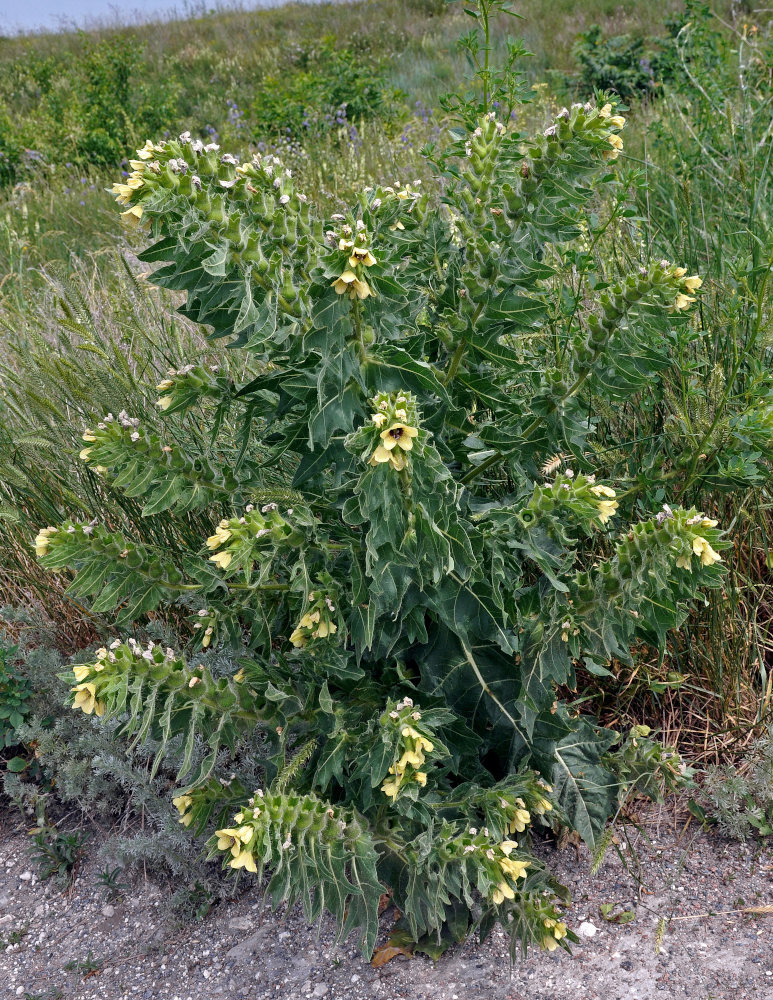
28;825;89;886
96;864;129;902
64;951;102;974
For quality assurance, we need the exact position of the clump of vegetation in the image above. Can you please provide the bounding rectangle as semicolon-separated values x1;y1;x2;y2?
0;638;31;749
692;727;773;839
25;0;749;958
28;824;89;885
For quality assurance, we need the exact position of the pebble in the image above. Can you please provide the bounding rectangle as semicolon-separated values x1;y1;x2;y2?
19;872;32;882
312;986;328;997
577;921;598;939
228;916;252;931
103;904;116;917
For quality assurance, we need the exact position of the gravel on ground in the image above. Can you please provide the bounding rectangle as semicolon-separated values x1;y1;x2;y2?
1;802;772;1000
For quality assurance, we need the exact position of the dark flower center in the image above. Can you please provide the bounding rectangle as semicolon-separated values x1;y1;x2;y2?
390;428;404;439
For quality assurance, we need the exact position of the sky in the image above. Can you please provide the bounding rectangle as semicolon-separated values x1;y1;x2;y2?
1;0;308;34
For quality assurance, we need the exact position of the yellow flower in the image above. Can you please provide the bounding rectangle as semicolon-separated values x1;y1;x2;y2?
683;275;703;293
590;484;616;499
398;748;426;770
34;527;57;557
229;850;258;873
348;246;377;268
156;379;175;391
542;934;559;951
289;627;307;647
173;794;194;825
673;267;687;278
381;777;401;801
414;771;427;787
491;880;515;905
315;620;337;639
136;140;157;160
701;517;718;528
369;444;407;471
210;550;233;570
331;270;372;299
173;793;193;813
216;828;244;855
389;220;405;232
597;499;619;524
598;103;613;118
111;183;134;205
509;804;531;833
532;796;553;815
676;552;692;570
607;133;623;151
674;293;695;311
233;668;246;683
72;664;91;683
499;857;529;880
499;840;519;855
157;395;173;411
82;430;96;442
692;536;722;566
371;412;387;428
72;682;104;717
120;204;144;226
79;448;92;460
206;526;232;550
608;114;626;128
380;423;419;453
401;726;434;753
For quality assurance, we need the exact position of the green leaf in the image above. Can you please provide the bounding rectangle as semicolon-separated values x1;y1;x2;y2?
552;719;619;848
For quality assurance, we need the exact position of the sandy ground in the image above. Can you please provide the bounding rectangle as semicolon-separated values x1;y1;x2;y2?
1;802;772;1000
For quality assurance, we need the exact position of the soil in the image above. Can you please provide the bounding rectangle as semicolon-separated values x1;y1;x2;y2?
1;801;772;1000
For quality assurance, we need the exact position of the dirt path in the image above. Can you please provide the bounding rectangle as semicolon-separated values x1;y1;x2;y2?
1;804;772;1000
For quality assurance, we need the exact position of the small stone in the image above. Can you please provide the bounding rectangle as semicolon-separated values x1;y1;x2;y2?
34;904;45;917
577;920;598;938
102;904;116;918
312;986;328;998
19;871;33;881
228;917;251;931
16;988;25;996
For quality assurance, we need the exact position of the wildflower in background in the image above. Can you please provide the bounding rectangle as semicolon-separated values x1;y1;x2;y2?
683;275;703;293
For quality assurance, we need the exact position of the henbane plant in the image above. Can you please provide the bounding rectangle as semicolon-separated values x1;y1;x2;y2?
33;0;726;959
